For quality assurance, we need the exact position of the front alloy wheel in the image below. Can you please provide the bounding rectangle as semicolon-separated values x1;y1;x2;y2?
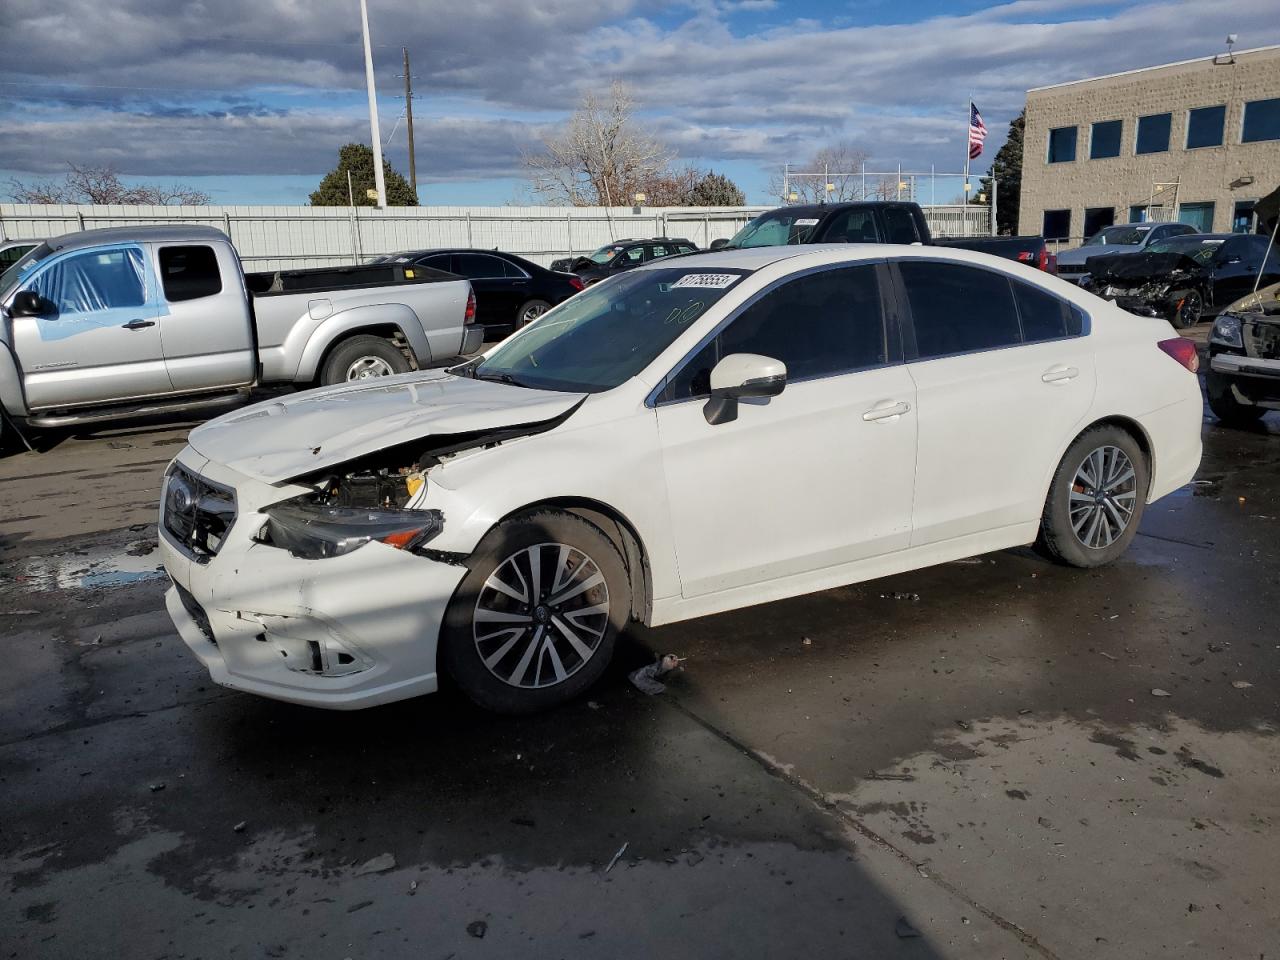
440;509;629;713
474;543;610;689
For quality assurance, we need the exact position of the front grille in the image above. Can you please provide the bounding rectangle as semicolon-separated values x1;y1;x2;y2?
163;464;237;563
174;582;215;644
1243;320;1280;360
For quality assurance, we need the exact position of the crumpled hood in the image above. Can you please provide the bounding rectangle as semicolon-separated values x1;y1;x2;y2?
1056;244;1136;267
188;370;585;484
1085;252;1207;284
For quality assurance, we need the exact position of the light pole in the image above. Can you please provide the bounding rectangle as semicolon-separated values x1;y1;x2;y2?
359;0;387;208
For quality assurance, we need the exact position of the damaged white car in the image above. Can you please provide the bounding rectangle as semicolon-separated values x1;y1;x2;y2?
159;246;1203;713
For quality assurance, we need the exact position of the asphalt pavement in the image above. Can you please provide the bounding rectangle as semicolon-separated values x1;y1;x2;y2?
1;387;1277;959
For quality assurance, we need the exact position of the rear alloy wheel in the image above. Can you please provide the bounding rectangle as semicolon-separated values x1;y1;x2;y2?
320;335;411;386
1039;426;1148;568
440;510;629;713
515;299;552;329
1174;290;1203;328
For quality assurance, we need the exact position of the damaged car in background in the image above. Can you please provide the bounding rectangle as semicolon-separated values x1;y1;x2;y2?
1082;233;1280;328
1206;279;1280;425
159;245;1202;714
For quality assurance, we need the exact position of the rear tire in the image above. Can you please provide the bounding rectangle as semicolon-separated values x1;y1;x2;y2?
439;510;629;714
1206;372;1266;426
319;335;411;386
514;299;552;329
1039;425;1148;568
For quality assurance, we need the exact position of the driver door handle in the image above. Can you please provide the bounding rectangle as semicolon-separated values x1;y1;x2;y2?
863;400;911;422
1042;365;1079;384
122;319;155;330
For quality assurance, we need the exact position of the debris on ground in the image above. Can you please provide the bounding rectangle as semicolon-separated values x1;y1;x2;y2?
605;842;629;873
1098;651;1118;662
1231;680;1253;689
233;821;247;833
894;916;922;939
955;720;971;731
881;591;920;601
1151;688;1172;698
354;853;397;876
629;654;684;695
148;782;165;793
802;636;813;646
868;771;915;782
587;700;602;710
466;920;487;939
408;880;418;895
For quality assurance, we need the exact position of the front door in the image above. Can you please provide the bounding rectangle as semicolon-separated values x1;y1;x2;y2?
654;263;917;598
454;252;527;327
894;259;1097;545
11;244;169;409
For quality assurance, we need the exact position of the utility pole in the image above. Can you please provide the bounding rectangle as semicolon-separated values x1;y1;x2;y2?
359;0;387;208
401;47;417;198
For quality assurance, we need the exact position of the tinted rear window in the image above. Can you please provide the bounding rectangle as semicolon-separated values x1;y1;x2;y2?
159;245;222;302
899;261;1021;358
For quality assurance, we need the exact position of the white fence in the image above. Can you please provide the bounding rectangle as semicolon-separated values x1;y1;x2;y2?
0;203;992;272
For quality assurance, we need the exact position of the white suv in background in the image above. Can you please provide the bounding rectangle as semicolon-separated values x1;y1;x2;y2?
159;245;1203;714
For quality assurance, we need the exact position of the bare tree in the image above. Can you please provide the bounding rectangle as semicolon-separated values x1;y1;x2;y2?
524;82;673;207
767;142;869;203
7;164;211;205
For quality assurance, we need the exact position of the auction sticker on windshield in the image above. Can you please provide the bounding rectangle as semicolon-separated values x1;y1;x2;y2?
794;218;820;226
671;273;738;289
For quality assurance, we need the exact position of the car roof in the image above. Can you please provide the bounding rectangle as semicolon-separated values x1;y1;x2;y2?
42;224;229;253
1168;233;1232;241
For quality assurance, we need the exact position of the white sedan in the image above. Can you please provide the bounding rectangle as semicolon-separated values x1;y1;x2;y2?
159;245;1203;713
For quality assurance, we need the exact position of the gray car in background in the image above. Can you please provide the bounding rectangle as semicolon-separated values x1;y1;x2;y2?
1056;221;1196;284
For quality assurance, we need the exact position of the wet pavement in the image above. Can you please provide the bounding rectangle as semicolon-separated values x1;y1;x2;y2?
2;404;1278;959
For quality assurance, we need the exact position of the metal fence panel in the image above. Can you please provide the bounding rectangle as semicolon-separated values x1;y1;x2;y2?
0;203;992;271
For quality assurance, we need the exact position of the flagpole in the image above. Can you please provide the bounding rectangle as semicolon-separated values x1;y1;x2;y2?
963;96;971;210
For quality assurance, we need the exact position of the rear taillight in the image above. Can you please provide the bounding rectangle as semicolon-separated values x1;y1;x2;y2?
464;289;476;324
1157;337;1199;373
568;275;585;292
1038;249;1057;274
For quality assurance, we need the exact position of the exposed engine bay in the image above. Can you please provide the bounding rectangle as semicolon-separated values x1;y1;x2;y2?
1082;252;1210;320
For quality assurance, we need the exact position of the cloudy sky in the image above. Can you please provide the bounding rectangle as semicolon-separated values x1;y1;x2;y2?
0;0;1276;205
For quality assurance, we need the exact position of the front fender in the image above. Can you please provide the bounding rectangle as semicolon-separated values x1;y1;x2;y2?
0;338;29;417
294;303;430;382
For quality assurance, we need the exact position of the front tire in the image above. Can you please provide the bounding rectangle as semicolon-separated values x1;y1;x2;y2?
1039;425;1148;568
1173;290;1203;328
319;335;411;386
439;510;630;713
1206;372;1266;426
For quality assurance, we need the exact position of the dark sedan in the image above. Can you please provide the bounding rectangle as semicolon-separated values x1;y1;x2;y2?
378;249;583;337
549;238;698;285
1083;233;1280;327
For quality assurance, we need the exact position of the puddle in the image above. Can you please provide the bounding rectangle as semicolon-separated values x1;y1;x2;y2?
2;540;166;593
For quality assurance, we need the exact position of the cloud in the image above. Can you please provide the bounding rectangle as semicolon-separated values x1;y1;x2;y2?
0;0;1277;186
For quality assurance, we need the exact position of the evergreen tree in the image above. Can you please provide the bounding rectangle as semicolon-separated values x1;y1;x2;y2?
310;143;418;206
687;171;746;206
988;110;1023;235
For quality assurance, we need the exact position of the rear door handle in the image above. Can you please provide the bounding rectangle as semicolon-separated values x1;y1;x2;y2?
122;319;155;330
863;400;911;422
1042;365;1079;384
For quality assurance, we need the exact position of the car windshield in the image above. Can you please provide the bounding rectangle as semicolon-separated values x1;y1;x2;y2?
1147;238;1223;263
726;211;822;248
0;242;53;300
588;245;627;264
1085;226;1151;246
468;267;748;393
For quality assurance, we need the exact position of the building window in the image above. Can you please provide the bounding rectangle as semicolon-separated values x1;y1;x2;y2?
1178;202;1215;233
1090;120;1122;159
1232;201;1256;234
1185;105;1225;149
1047;126;1077;163
1128;205;1148;223
1043;209;1071;241
1135;113;1172;154
1242;97;1280;143
1083;207;1115;239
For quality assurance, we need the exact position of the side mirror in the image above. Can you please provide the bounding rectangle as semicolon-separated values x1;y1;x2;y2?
708;238;730;251
9;291;53;318
703;353;786;425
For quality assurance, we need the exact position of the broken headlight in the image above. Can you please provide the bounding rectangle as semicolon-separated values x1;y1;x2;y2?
1210;313;1243;349
262;501;443;560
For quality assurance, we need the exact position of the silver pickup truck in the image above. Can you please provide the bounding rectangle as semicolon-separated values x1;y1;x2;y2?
0;225;482;436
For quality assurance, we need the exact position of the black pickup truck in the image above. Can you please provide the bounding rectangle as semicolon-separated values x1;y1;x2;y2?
713;201;1055;273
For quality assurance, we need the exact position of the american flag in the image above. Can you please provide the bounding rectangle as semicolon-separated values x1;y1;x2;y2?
968;103;988;159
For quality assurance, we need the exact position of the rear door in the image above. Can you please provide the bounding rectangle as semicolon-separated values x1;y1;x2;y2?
655;263;917;597
894;258;1096;545
154;242;255;392
10;243;170;408
453;253;525;326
